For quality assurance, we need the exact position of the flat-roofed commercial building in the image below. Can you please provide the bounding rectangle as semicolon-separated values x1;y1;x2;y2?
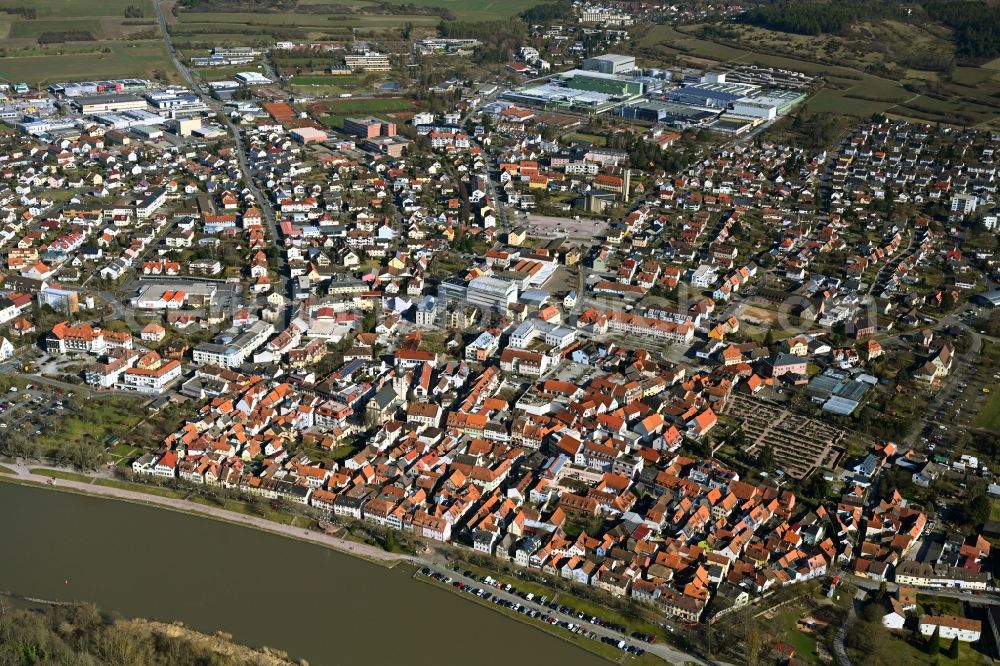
72;94;147;114
467;275;518;310
582;54;636;75
193;320;274;368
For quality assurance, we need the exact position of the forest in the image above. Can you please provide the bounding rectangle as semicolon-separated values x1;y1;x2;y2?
737;1;899;36
924;1;1000;60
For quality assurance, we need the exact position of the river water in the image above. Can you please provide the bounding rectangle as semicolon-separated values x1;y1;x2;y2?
0;482;606;665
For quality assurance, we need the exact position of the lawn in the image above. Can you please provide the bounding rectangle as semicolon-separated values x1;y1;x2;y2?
866;629;988;666
93;478;188;499
0;464;12;474
567;132;608;146
321;97;415;115
34;394;147;453
30;468;95;483
188;495;296;525
290;75;364;87
973;387;1000;432
108;444;143;468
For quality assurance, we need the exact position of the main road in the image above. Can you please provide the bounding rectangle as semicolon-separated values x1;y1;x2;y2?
153;0;286;289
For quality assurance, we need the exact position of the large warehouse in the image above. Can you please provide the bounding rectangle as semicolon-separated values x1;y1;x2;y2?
582;54;636;75
665;82;760;109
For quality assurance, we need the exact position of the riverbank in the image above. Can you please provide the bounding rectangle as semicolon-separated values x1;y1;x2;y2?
0;461;407;568
0;595;300;666
413;572;640;665
0;462;705;665
0;481;611;666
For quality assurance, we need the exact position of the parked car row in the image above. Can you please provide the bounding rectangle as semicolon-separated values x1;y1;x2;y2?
422;567;646;657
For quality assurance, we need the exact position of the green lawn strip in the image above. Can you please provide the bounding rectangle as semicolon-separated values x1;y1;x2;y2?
415;572;646;665
187;495;296;525
972;386;1000;431
0;465;13;474
29;468;95;483
549;591;666;642
453;559;667;642
92;478;187;499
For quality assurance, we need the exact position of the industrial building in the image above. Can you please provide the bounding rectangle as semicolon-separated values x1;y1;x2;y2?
49;79;152;97
615;99;717;125
503;70;643;114
71;94;147;114
235;72;272;86
582;54;636;75
729;90;805;120
665;82;760;109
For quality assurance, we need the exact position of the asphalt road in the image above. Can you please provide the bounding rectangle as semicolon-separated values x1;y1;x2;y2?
422;565;715;666
154;0;287;297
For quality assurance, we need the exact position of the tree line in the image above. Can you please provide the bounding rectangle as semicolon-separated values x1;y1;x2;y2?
925;1;1000;60
738;1;899;37
0;601;299;666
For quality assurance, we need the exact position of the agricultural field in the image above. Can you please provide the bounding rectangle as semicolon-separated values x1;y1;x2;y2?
0;41;175;84
301;0;544;21
170;6;439;44
0;0;172;83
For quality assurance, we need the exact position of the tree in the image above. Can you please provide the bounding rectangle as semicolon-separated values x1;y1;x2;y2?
927;626;940;655
957;485;990;527
744;621;763;666
947;636;959;659
755;444;776;473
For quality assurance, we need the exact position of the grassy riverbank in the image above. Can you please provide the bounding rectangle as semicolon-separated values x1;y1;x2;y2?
413;572;662;665
0;471;403;569
453;559;671;644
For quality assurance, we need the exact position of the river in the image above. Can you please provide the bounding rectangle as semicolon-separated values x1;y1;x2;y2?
0;482;607;665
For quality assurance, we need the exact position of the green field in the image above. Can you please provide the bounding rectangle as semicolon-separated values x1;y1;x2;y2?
973;387;1000;432
0;0;154;18
290;74;364;86
8;18;103;39
321;97;414;114
30;468;95;483
0;41;174;83
93;477;188;499
302;0;544;20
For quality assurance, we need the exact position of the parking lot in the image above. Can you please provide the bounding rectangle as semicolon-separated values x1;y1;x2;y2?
0;383;68;436
521;213;609;241
419;566;654;659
